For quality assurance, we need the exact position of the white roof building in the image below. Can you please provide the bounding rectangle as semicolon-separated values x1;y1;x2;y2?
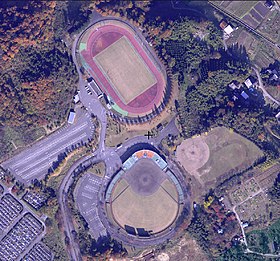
224;25;234;35
229;82;238;90
68;111;76;124
73;94;80;104
244;78;253;88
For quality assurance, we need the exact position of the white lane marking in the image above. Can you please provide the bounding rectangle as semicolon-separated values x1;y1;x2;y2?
19;133;87;178
22;158;56;179
82;193;93;199
9;123;88;168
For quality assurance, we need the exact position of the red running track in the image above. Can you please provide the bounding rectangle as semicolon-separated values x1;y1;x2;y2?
81;24;165;115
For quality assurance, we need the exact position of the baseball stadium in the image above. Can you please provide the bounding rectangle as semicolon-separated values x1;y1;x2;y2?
105;149;184;237
78;19;166;117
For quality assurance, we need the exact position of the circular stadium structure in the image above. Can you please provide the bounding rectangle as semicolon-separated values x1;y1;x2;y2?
78;19;166;118
105;149;184;238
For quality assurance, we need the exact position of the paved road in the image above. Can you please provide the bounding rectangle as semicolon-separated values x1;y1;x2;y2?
58;155;93;261
253;67;280;105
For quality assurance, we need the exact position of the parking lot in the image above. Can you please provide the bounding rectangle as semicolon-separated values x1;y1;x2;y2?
23;191;49;210
0;213;43;261
76;173;107;239
0;194;23;233
1;108;94;184
22;242;53;261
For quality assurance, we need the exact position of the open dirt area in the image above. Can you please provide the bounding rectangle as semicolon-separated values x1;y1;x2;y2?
176;127;263;185
155;234;209;261
176;138;210;173
94;36;156;104
123;159;166;196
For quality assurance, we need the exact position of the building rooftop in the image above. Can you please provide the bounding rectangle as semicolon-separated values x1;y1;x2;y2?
219;20;228;30
224;25;234;35
68;111;76;124
244;78;253;88
241;91;249;100
73;94;80;104
229;82;238;90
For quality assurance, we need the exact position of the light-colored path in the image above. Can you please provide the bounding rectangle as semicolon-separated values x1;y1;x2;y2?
253;67;280;105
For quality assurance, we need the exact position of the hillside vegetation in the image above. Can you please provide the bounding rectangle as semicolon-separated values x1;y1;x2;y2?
0;1;78;160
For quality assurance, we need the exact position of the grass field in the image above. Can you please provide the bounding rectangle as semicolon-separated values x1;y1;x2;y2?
111;185;178;233
266;85;280;101
176;127;263;184
110;158;179;234
94;36;156;104
87;161;105;178
111;179;129;201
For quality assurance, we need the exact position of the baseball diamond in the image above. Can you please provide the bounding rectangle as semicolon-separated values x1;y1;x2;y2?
105;149;183;236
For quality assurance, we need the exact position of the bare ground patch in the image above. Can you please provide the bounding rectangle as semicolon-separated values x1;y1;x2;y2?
176;127;263;185
155;234;210;261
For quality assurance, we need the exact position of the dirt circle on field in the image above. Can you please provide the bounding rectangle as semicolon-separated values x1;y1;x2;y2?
110;158;179;234
176;137;210;173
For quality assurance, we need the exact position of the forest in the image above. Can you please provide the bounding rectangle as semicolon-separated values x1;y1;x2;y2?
187;195;239;257
148;17;279;159
0;1;78;161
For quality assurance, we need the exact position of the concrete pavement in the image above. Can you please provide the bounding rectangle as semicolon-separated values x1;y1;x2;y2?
1;108;94;184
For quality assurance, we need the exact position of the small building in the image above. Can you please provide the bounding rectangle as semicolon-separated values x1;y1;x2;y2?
241;91;249;100
220;20;234;35
264;0;274;8
270;74;279;81
218;228;224;234
68;111;76;124
244;78;253;88
219;20;228;30
242;222;249;228
224;25;234;35
73;94;80;104
276;111;280;122
229;82;238;90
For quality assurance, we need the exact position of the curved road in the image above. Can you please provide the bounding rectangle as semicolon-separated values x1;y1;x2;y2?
253;67;280;105
58;155;92;261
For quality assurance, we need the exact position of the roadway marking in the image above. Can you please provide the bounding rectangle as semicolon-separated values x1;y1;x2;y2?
8;122;88;169
17;133;87;176
82;192;93;199
23;159;56;180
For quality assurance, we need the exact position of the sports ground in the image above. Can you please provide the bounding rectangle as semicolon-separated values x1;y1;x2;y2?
78;20;166;116
105;149;184;236
176;127;263;184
